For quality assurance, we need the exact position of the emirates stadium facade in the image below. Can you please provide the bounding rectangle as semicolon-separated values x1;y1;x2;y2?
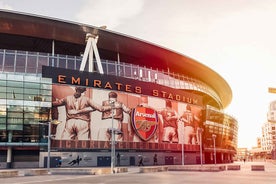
0;10;238;168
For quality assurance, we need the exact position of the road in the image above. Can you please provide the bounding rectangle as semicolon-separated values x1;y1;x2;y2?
1;161;276;184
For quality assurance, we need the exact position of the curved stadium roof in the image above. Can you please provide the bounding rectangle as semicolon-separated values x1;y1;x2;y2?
0;10;232;108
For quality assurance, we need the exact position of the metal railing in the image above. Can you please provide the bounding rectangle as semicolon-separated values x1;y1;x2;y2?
0;49;221;105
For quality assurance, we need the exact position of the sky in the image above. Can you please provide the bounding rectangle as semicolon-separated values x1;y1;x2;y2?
1;0;276;149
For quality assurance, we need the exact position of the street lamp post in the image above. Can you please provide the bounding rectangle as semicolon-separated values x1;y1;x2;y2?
47;121;51;174
212;134;217;165
181;124;185;165
182;140;184;165
41;120;61;174
110;100;115;174
197;128;203;166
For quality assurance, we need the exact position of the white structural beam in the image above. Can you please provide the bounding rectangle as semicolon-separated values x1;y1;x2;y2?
80;33;104;74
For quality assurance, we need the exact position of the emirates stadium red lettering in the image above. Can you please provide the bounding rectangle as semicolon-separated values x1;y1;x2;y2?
57;74;200;105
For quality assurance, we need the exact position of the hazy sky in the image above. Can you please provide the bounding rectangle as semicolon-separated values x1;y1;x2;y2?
1;0;276;149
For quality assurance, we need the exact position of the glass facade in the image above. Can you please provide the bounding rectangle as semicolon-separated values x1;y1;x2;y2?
0;73;52;143
0;49;221;106
204;106;238;153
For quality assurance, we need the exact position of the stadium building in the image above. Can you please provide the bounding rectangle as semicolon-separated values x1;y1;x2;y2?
0;10;238;168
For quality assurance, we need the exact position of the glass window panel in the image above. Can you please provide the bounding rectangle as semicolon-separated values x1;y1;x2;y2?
179;80;185;88
4;53;15;72
24;88;40;95
124;65;132;78
0;130;7;141
24;118;33;124
0;51;3;70
0;117;6;124
40;83;52;90
76;60;81;70
24;124;40;142
7;117;23;124
7;81;23;88
101;61;107;73
11;130;23;141
24;75;40;83
38;55;48;67
0;73;7;80
144;69;150;81
107;63;116;75
41;78;52;84
7;112;23;118
26;55;37;73
0;91;7;99
0;105;6;114
67;58;75;70
118;65;124;77
58;57;66;69
7;74;23;81
24;94;35;101
7;100;24;106
7;92;23;100
15;54;26;73
24;101;40;107
0;80;6;87
0;125;6;131
33;95;43;102
7;87;23;94
42;96;52;102
24;106;38;113
40;102;51;108
24;112;37;119
40;89;52;96
24;82;40;89
0;99;6;105
49;56;58;67
132;68;138;78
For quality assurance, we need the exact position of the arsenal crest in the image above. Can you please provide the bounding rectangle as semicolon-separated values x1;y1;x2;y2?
131;106;159;141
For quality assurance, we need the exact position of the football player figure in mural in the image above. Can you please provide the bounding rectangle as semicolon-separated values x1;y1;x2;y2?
99;91;131;141
179;105;200;144
52;87;110;140
158;100;179;143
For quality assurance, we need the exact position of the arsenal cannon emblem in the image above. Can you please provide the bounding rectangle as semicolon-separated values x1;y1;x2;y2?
131;106;159;141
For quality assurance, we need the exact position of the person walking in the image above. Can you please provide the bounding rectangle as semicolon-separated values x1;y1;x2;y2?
138;156;144;166
153;154;158;165
117;153;121;166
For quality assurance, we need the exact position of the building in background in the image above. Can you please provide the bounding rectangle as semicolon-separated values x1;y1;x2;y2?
0;10;238;168
236;148;249;161
260;100;276;159
249;137;267;161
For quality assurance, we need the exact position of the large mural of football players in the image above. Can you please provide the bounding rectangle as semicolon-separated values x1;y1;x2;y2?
52;86;110;140
51;84;204;150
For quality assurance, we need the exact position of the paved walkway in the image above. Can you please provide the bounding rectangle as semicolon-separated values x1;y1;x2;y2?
230;160;276;172
1;161;276;184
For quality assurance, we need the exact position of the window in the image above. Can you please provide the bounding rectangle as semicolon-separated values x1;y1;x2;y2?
15;54;26;73
26;55;37;73
4;53;15;72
